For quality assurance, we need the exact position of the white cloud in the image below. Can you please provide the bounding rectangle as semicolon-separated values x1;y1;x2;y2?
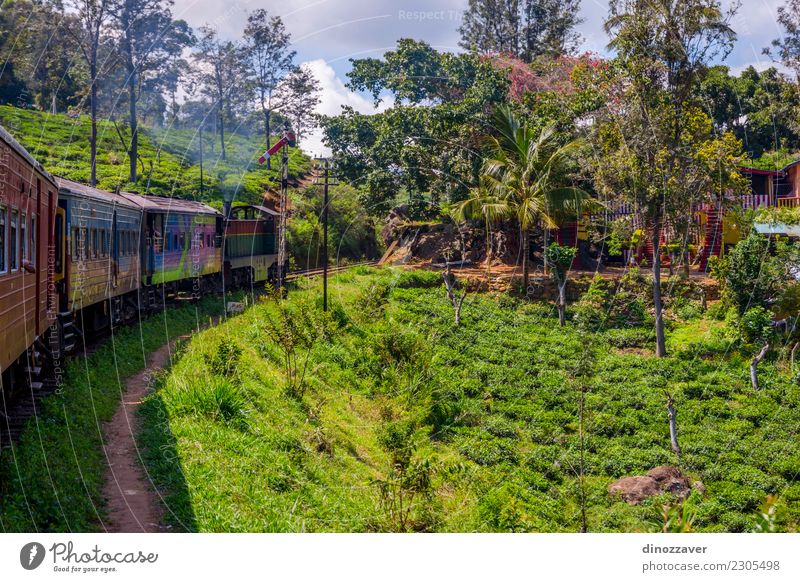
299;59;387;157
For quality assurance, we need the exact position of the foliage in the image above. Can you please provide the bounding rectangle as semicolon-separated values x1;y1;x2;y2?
458;0;583;60
321;40;510;216
716;233;792;315
739;307;773;345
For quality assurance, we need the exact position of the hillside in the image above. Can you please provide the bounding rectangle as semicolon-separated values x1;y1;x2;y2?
0;105;312;204
124;268;799;533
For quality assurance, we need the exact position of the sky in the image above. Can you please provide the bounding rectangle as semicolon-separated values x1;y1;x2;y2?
169;0;789;155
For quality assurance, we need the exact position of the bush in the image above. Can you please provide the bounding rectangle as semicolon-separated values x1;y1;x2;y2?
394;269;442;289
205;336;242;378
739;307;772;345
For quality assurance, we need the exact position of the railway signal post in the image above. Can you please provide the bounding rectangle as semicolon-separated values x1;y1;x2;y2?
258;126;296;293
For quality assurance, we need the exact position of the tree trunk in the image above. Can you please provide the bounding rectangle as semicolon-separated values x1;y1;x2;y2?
264;108;272;170
558;280;567;327
219;102;226;161
750;342;770;390
125;40;138;183
521;227;529;293
666;394;681;458
652;212;666;357
485;221;491;287
90;47;98;187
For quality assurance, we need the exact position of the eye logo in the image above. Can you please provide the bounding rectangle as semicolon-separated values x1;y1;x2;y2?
20;542;46;570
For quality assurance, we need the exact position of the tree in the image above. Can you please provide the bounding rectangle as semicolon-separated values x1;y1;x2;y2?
322;40;509;217
66;0;114;186
596;0;740;357
459;0;583;61
473;106;590;291
768;0;800;79
192;26;246;161
111;0;195;182
545;242;577;326
243;9;295;169
273;64;321;140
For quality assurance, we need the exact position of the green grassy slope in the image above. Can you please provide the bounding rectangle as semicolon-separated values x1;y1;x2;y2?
140;268;800;533
0;105;311;204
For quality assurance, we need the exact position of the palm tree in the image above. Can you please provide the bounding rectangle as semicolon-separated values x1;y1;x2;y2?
457;105;591;291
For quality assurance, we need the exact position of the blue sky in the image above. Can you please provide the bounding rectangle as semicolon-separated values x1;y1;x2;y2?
171;0;788;155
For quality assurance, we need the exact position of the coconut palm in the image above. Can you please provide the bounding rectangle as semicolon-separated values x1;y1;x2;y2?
458;105;592;291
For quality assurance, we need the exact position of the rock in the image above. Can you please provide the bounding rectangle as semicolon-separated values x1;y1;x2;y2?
647;465;691;499
609;466;693;505
692;480;706;495
608;476;661;505
381;205;410;246
226;301;245;314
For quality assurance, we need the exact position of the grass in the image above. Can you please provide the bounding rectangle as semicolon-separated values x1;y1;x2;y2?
0;105;312;204
0;297;226;532
139;268;800;532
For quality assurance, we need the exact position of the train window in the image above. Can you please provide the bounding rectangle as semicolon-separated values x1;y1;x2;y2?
102;229;108;257
179;232;185;249
173;233;178;251
21;213;27;264
71;228;77;261
126;231;131;255
82;228;88;260
30;214;36;268
0;206;6;273
206;233;211;248
10;209;18;271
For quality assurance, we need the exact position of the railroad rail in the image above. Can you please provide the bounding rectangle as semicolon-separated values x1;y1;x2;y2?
285;260;378;281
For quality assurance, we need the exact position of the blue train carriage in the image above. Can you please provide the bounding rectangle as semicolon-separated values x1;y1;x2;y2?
56;178;143;335
224;204;278;288
118;193;222;302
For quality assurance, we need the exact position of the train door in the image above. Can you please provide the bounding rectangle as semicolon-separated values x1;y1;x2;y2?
145;212;155;284
111;209;118;289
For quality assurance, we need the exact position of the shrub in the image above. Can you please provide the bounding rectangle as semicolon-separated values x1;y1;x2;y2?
394;269;442;289
739;307;772;345
205;336;242;378
355;282;390;319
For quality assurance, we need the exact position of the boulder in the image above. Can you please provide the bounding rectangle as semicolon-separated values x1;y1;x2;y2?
608;466;695;505
608;476;661;505
647;465;691;498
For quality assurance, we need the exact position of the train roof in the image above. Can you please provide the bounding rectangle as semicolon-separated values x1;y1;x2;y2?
56;177;142;211
230;204;279;217
0;123;57;186
117;192;220;216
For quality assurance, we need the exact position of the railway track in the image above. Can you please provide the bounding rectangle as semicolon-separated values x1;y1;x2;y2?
285;260;378;281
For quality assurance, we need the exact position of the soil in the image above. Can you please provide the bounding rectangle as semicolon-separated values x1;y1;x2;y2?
100;341;177;533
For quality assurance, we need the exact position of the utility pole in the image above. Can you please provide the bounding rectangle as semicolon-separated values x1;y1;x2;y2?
314;158;338;311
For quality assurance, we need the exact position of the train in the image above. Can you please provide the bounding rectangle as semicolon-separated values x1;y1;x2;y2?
0;123;281;406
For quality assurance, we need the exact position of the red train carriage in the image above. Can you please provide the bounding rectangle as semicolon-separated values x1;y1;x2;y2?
0;125;58;399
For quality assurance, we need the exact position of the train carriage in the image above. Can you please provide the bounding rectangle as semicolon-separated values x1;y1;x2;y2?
117;193;222;300
56;178;144;331
0;125;58;396
224;204;278;288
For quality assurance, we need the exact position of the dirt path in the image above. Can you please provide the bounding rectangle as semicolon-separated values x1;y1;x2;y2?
100;340;177;533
